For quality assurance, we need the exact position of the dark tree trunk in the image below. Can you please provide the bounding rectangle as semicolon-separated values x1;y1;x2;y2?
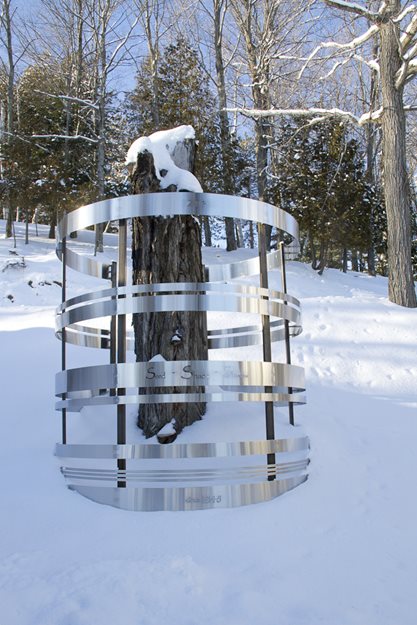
130;139;207;439
317;240;328;275
48;212;56;239
6;203;13;238
342;248;348;273
379;1;416;307
202;216;212;247
310;233;318;269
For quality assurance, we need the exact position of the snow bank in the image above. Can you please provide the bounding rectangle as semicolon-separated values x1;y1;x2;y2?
126;125;203;193
1;220;417;625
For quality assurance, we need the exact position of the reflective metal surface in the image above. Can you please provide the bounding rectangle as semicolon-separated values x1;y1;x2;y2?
55;192;309;511
57;360;305;393
206;248;282;281
56;436;310;459
61;460;309;484
69;476;308;511
59;192;299;239
56;282;302;351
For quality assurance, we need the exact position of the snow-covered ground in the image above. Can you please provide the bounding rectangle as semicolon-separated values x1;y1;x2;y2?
1;220;417;625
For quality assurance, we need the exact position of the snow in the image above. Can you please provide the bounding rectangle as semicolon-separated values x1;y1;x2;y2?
1;220;417;624
126;125;203;193
158;420;177;437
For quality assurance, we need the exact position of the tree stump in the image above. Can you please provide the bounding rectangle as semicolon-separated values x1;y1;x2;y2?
130;137;207;439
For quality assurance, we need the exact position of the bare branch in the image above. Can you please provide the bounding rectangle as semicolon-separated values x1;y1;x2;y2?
33;90;99;110
32;133;98;144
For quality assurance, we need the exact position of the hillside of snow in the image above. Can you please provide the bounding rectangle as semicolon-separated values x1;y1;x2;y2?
1;221;416;625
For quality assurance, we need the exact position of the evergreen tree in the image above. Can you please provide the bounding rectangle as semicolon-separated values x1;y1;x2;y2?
129;37;222;193
271;119;378;273
3;59;126;236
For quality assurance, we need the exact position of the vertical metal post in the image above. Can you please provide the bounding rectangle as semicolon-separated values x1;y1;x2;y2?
280;242;295;426
117;220;127;487
61;236;67;444
258;222;275;480
110;261;117;378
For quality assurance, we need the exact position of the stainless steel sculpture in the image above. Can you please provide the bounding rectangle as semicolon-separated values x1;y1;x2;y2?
55;192;309;511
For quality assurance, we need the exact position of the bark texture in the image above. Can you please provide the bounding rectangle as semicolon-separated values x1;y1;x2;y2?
380;1;417;307
130;139;207;438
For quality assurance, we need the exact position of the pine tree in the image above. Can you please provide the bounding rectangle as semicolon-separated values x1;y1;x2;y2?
271;119;376;273
129;37;222;193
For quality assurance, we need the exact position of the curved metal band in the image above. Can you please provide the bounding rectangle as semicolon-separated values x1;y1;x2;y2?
57;292;301;334
59;193;299;241
57;193;299;279
61;459;309;484
207;248;282;282
64;247;111;280
59;319;303;351
67;476;308;511
57;391;306;411
57;282;300;314
55;436;310;459
63;244;284;283
56;360;305;395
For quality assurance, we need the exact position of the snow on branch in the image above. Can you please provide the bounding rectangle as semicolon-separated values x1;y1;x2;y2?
33;90;99;110
32;134;98;144
298;24;379;78
320;53;379;80
1;130;51;153
394;4;416;23
226;106;383;126
400;11;417;54
324;0;386;21
396;10;417;87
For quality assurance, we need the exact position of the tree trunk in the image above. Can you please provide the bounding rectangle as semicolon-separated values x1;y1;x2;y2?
130;139;207;439
214;0;237;251
379;1;416;307
342;248;348;273
3;0;14;239
366;43;379;277
310;232;317;268
48;212;56;239
317;240;328;275
202;216;212;247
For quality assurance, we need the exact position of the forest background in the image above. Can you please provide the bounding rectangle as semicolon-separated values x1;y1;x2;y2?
1;0;416;304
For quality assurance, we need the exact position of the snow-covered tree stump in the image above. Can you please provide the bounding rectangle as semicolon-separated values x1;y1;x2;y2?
128;127;207;440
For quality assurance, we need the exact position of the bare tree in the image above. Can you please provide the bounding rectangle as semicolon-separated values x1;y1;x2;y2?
230;0;310;248
27;0;141;251
230;0;417;307
196;0;238;250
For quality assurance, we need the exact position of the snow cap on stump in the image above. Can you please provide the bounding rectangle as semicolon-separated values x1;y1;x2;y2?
126;125;203;193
